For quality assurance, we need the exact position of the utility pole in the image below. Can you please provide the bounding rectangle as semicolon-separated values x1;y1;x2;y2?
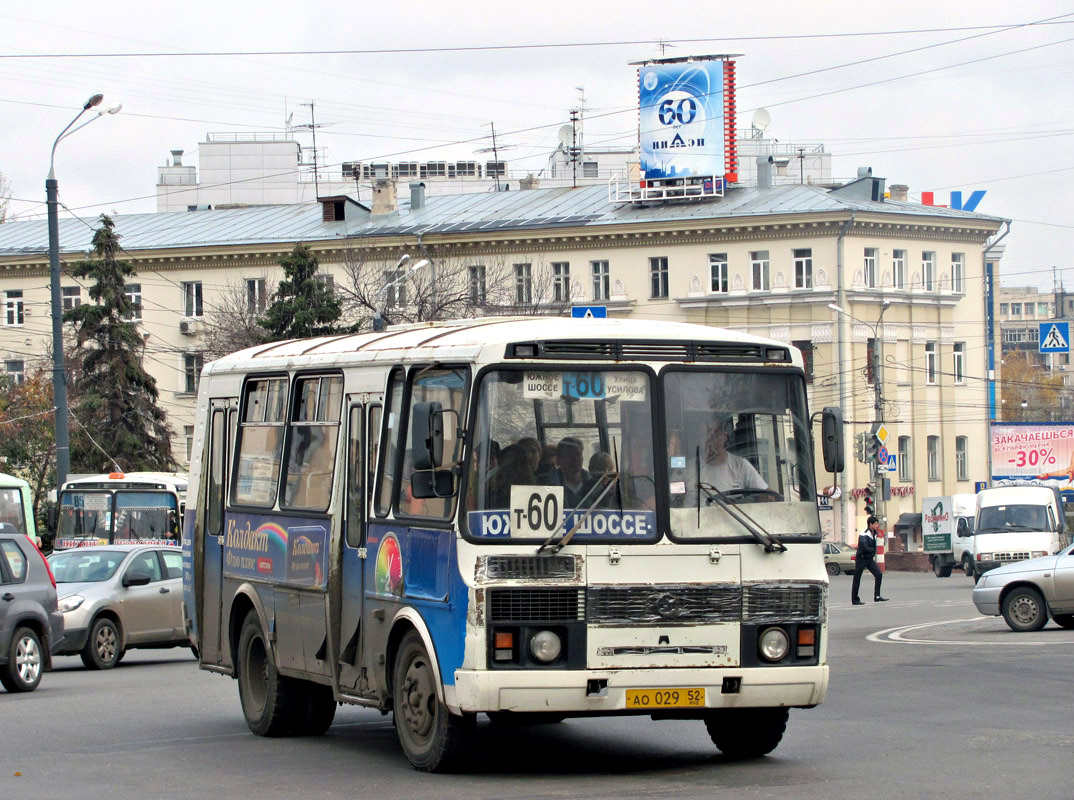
797;147;805;185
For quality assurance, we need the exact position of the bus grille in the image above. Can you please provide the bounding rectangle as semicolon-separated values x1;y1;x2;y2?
587;585;741;625
488;588;584;622
742;583;824;622
484;555;576;580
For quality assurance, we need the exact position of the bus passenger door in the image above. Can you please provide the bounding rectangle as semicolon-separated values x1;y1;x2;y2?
336;401;376;693
198;401;230;665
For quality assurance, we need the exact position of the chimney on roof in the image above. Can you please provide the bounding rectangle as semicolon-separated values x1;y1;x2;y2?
889;184;908;202
409;181;426;211
756;155;774;190
519;173;540;190
372;179;397;216
171;149;184;167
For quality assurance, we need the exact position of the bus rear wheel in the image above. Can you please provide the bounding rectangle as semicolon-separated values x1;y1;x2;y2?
392;630;474;772
237;611;301;736
705;708;789;759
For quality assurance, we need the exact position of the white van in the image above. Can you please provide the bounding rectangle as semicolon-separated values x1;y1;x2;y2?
971;485;1070;581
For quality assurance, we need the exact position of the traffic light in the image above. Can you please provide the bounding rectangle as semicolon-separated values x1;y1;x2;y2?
862;485;875;517
855;431;867;463
865;433;879;464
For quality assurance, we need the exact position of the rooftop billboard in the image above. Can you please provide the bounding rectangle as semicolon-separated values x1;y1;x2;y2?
638;60;726;182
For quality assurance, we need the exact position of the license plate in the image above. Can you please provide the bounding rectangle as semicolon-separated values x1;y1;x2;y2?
625;688;706;708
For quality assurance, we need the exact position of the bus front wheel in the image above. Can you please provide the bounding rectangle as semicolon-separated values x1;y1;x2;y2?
705;708;789;759
237;611;300;737
392;630;474;772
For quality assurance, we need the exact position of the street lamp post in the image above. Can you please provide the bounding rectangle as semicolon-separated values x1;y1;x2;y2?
47;94;122;488
372;254;430;331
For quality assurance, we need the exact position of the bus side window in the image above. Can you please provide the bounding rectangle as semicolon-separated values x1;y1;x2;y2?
346;403;364;548
368;405;382;510
207;408;226;537
283;375;343;512
375;370;405;517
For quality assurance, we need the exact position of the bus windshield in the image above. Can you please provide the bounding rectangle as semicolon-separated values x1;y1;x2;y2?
58;489;180;545
663;369;819;541
0;487;27;536
466;368;658;543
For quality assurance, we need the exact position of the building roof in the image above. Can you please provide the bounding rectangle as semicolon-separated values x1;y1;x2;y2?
0;182;1004;259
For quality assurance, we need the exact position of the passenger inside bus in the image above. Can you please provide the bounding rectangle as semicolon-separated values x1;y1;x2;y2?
551;437;591;508
486;443;535;508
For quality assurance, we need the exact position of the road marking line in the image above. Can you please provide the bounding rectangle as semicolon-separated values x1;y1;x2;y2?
867;617;1074;646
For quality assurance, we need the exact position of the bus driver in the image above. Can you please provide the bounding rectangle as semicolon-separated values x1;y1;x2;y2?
699;416;767;493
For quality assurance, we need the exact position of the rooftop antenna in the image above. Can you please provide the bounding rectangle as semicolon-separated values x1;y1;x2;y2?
475;122;515;191
296;101;329;198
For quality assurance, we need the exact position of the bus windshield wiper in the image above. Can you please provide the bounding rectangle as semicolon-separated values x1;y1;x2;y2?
537;473;621;556
695;448;785;553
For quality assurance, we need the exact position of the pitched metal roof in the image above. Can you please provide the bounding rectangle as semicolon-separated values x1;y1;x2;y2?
0;182;1003;259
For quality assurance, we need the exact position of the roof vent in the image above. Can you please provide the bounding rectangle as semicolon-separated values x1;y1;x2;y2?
170;149;184;166
410;181;426;211
756;155;775;190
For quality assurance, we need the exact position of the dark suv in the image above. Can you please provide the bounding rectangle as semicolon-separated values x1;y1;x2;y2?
1;533;63;692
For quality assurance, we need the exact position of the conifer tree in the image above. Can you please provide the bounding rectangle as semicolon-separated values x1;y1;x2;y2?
64;215;177;473
259;244;343;341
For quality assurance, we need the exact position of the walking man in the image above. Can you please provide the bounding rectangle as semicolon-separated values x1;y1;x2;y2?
852;515;889;604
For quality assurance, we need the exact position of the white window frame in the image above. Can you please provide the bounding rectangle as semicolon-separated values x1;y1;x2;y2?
649;257;669;299
551;262;570;303
898;436;912;481
182;281;204;318
4;359;25;385
951;253;964;294
124;284;142;322
469;265;487;305
793;249;813;289
710;254;729;294
246;278;267;313
382;270;406;307
184;424;195;463
750;251;770;291
183;352;204;395
62;286;82;312
514;263;532;305
925;341;938;385
591;260;610;301
927;435;940;481
955;436;968;481
864;248;877;289
922;252;935;292
4;291;24;327
953;342;965;384
892;250;906;290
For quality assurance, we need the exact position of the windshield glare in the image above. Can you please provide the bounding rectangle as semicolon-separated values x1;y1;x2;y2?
663;369;819;540
58;491;179;541
466;369;657;542
49;550;125;583
977;504;1050;533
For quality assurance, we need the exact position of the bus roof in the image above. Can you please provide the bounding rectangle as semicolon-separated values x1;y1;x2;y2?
0;472;31;491
62;472;188;491
206;317;805;374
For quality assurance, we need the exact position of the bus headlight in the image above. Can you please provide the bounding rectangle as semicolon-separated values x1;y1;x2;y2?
758;627;790;662
529;630;562;663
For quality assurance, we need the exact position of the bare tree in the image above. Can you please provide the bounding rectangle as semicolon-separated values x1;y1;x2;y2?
0;172;10;223
339;246;569;329
200;273;273;360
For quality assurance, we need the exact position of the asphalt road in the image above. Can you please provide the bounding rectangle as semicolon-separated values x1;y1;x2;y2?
2;571;1072;800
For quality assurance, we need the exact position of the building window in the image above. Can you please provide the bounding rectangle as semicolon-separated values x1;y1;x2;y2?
382;270;407;306
999;303;1009;316
710;253;729;294
124;284;142;321
4;291;24;327
591;260;610;301
751;250;770;291
792;340;814;383
514;263;532;305
953;342;965;384
469;265;487;305
246;278;267;313
793;249;812;289
925;341;938;385
551;262;570;303
955;436;968;481
927;435;940;481
1010;303;1022;316
184;353;204;394
922;252;935;291
1038;302;1050;316
182;281;203;318
62;286;82;312
649;257;669;299
315;274;335;291
892;250;906;290
898;436;911;481
4;360;25;385
951;253;964;294
184;425;195;463
864;248;877;289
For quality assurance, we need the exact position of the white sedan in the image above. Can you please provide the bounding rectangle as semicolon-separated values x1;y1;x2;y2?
972;543;1074;632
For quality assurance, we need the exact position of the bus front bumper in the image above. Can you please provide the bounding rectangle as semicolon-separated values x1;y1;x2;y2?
449;665;828;715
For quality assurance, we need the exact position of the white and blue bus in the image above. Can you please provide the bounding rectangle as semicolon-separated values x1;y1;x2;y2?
54;472;186;550
183;317;843;771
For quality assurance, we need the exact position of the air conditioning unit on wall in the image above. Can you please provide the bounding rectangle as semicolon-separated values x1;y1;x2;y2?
179;319;201;336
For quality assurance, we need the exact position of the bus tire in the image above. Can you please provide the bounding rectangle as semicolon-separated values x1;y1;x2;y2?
392;630;474;772
81;617;122;670
237;611;300;737
294;681;337;736
705;708;789;759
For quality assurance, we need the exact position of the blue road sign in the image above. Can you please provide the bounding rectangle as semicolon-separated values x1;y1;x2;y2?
883;454;897;473
571;306;607;319
1040;321;1070;353
975;481;988;493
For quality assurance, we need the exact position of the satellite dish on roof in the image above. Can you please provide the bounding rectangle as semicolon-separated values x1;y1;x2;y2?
752;108;771;133
558;124;574;147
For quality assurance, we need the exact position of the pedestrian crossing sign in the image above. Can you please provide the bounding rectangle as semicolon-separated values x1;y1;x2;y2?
1040;321;1070;353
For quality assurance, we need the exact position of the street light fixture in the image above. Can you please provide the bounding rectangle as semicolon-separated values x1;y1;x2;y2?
372;255;431;331
47;93;122;489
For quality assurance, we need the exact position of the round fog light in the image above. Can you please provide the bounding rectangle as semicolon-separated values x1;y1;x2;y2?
758;627;790;662
529;630;562;663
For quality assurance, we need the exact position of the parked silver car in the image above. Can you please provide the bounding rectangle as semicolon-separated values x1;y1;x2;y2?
1;532;63;692
972;543;1074;632
48;544;189;669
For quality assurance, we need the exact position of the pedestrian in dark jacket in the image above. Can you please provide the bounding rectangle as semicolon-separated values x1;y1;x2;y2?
852;515;889;604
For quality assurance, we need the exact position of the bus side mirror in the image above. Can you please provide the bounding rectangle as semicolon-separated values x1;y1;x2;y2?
47;505;57;534
412;401;444;470
821;407;844;474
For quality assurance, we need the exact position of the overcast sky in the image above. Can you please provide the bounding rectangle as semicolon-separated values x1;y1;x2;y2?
2;0;1072;289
